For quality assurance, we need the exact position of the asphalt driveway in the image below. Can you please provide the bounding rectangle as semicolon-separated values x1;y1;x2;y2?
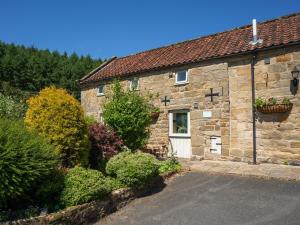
96;172;300;225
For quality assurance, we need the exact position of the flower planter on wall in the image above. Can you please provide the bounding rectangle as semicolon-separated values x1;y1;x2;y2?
150;112;160;120
256;104;293;114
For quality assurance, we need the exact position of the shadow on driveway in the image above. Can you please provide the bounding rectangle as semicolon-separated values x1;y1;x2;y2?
96;172;300;225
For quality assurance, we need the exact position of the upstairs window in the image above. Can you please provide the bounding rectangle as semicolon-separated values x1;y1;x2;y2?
97;84;105;96
130;77;139;90
175;70;188;84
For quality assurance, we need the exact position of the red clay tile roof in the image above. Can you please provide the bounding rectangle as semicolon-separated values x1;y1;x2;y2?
80;12;300;84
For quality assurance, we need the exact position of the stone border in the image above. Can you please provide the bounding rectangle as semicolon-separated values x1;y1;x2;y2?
4;172;176;225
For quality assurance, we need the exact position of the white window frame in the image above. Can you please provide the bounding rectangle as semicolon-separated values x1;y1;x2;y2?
169;110;191;137
129;77;140;90
97;84;105;96
175;70;188;85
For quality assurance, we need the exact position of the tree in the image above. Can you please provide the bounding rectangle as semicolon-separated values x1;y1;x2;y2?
0;41;102;99
102;80;157;150
25;87;90;167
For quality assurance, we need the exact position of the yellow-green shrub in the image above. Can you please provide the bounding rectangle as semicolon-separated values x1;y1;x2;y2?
25;87;89;167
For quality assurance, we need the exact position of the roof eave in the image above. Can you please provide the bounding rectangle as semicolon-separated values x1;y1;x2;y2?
78;56;117;85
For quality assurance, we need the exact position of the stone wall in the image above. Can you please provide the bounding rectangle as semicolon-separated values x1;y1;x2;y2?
228;59;253;162
228;46;300;164
81;61;230;159
81;44;300;164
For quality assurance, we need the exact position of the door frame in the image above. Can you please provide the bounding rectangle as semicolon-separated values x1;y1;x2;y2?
168;109;192;158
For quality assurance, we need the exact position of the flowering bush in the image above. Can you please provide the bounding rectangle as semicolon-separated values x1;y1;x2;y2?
25;87;90;167
0;93;27;119
88;123;123;169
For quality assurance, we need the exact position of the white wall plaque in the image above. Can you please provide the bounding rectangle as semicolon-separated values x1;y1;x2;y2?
203;111;212;118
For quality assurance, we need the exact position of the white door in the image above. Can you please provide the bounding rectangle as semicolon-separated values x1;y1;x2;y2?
168;110;191;158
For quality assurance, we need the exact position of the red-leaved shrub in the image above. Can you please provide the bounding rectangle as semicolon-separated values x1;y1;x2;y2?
88;123;123;169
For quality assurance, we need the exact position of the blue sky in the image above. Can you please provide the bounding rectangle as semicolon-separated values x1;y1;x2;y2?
1;0;300;60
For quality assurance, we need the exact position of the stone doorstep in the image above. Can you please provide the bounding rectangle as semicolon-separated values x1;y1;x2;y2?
182;160;300;182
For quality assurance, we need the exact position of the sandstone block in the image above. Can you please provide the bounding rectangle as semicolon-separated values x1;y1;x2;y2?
268;64;287;73
276;54;291;63
291;142;300;148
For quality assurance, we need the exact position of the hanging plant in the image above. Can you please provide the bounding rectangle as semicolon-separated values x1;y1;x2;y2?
150;107;160;120
254;97;293;114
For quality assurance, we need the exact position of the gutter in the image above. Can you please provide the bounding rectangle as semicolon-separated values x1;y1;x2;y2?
250;19;259;165
251;52;257;164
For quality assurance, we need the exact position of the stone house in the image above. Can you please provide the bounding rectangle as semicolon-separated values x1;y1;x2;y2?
80;13;300;164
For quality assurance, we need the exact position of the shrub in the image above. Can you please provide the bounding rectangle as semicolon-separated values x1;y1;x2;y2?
25;87;90;167
103;80;156;150
158;158;181;174
0;93;27;119
89;123;123;169
0;206;41;222
34;169;65;212
0;118;57;209
60;167;111;207
84;115;97;127
106;151;160;187
105;177;126;191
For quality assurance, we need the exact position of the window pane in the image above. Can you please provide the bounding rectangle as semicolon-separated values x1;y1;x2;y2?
173;112;188;133
177;71;187;82
131;77;139;90
98;85;104;94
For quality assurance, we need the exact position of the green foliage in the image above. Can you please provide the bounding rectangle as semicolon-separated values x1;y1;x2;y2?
34;169;65;212
103;80;156;150
0;93;27;119
105;177;126;191
0;81;32;100
60;167;111;207
158;158;181;174
151;106;160;113
254;97;267;108
0;118;57;209
25;87;90;167
84;115;97;127
0;41;102;99
268;97;277;105
255;97;292;108
0;206;41;222
106;151;160;187
282;97;291;105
